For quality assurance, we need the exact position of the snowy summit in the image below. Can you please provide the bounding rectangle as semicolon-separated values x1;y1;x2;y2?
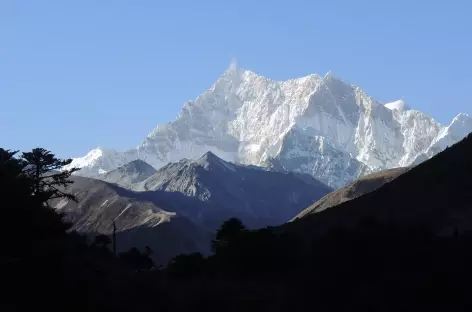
64;64;472;188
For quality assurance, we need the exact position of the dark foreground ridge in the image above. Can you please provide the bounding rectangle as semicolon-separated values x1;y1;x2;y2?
3;132;472;311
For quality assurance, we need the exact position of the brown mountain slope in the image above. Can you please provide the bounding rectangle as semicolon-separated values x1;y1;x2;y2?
281;132;472;238
49;152;331;264
50;175;211;264
291;167;409;221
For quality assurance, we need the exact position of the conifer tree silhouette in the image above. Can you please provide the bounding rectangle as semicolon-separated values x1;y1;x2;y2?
20;147;79;207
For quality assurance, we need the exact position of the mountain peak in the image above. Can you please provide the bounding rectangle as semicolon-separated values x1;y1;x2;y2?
447;113;472;138
322;70;342;81
324;70;334;78
452;112;470;122
194;151;236;172
98;159;157;187
320;71;351;88
85;147;106;159
63;147;120;174
221;57;246;77
69;65;470;188
200;151;218;160
119;159;156;173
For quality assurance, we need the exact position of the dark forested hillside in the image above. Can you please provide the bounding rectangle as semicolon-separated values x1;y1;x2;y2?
5;133;472;311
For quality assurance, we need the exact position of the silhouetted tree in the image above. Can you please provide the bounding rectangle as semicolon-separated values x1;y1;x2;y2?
211;217;246;253
0;146;169;312
0;148;71;257
1;147;75;311
20;147;79;207
0;149;34;198
0;149;25;177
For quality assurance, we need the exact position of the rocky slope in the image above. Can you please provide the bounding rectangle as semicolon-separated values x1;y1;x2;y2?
50;175;209;265
53;152;331;263
98;159;157;188
132;151;332;229
64;64;472;188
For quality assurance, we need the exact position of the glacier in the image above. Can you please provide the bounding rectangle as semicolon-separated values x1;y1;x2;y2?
64;64;472;188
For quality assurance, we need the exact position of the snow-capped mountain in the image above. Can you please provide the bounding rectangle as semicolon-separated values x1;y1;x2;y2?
65;64;472;188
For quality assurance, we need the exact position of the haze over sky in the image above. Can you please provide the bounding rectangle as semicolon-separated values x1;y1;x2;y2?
1;0;471;158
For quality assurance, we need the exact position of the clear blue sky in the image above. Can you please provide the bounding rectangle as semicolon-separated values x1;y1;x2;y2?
1;0;471;158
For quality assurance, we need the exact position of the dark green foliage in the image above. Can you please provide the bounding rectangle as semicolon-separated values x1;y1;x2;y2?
0;149;27;180
1;148;72;310
0;149;35;203
0;149;70;259
0;146;162;312
211;217;246;253
20;147;79;206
